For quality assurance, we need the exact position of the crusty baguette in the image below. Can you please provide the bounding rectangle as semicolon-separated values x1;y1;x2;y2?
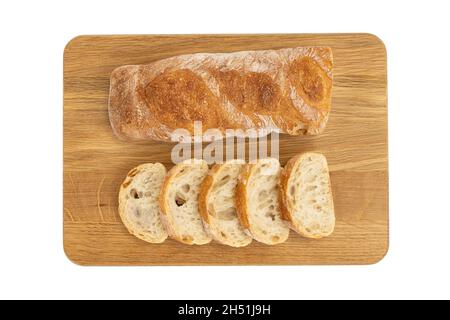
109;47;333;142
158;159;211;245
199;159;252;247
279;153;335;239
118;163;168;243
235;158;289;245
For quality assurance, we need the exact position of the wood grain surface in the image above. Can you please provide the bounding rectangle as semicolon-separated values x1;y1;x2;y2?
63;34;388;265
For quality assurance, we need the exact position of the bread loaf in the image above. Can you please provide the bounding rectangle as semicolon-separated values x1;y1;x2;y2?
108;47;333;142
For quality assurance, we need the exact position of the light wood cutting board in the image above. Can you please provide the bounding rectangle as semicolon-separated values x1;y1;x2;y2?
63;34;388;265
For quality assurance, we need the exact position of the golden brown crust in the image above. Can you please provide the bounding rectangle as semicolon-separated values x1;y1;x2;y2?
127;167;139;177
279;154;303;224
198;164;221;225
212;70;303;130
144;69;226;132
120;166;141;189
157;163;184;243
109;47;333;141
234;164;253;230
288;57;332;111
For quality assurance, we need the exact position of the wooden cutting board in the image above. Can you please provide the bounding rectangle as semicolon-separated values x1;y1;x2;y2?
63;34;388;265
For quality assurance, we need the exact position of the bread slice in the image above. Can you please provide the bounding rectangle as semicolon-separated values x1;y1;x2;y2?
118;163;168;243
159;159;212;245
235;158;289;245
279;152;335;239
199;159;252;247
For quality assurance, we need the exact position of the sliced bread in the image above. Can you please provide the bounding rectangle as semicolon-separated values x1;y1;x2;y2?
199;159;252;247
159;159;212;245
118;163;168;243
235;158;289;245
279;152;335;239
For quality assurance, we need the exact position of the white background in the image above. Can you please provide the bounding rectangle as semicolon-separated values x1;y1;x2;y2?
0;0;449;300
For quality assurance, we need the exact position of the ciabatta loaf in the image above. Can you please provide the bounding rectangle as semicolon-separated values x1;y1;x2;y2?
236;158;289;245
118;163;168;243
159;159;211;245
279;153;335;239
109;47;333;142
199;159;252;247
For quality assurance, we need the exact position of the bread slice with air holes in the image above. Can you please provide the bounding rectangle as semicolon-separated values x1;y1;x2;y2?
235;158;289;245
159;159;212;245
199;159;252;247
118;163;168;243
279;152;335;239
